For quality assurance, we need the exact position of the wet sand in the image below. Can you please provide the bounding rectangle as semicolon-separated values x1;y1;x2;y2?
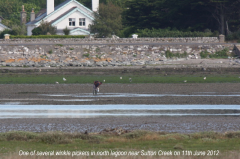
0;83;240;133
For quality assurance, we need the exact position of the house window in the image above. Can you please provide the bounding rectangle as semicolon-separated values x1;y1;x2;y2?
69;18;75;26
79;18;85;26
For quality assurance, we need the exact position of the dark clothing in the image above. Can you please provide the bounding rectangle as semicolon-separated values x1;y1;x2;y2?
94;81;102;88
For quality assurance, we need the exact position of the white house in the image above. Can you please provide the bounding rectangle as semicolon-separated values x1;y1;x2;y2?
25;0;99;36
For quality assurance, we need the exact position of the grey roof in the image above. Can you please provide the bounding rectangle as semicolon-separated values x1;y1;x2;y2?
35;9;46;18
50;6;77;24
26;0;72;25
0;23;10;29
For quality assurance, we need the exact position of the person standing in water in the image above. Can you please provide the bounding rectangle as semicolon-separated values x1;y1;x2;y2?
93;81;102;95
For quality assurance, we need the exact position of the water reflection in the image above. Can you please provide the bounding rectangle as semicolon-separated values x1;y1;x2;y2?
0;105;239;118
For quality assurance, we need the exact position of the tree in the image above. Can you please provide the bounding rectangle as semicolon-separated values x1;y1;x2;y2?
0;29;12;38
124;0;161;30
208;0;240;35
89;2;122;37
0;0;40;26
32;21;56;35
123;0;240;35
11;24;27;35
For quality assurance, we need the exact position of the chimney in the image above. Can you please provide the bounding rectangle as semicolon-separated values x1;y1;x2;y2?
30;8;35;22
47;0;54;15
21;5;27;24
92;0;99;12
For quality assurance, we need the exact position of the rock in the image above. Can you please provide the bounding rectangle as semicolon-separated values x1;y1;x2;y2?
202;67;207;71
136;61;145;65
96;61;103;66
145;61;156;65
88;61;95;67
122;61;131;66
1;62;6;66
109;61;118;66
82;61;90;67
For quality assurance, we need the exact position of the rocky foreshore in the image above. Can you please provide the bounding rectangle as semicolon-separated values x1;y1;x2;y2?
0;42;236;67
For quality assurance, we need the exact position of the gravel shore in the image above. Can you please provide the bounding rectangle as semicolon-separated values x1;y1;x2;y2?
0;116;240;133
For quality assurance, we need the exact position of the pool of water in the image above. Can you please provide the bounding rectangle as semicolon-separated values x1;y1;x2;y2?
0;105;239;118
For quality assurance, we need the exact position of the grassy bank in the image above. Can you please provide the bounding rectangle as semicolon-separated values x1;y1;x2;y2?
1;131;240;159
0;74;240;84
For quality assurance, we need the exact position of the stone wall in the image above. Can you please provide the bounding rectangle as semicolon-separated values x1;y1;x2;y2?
0;43;234;67
0;37;219;44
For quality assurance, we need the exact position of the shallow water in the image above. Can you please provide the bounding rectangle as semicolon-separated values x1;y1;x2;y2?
0;104;239;118
42;92;240;98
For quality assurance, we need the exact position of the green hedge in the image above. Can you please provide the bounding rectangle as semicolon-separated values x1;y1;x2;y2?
136;28;219;37
10;35;86;39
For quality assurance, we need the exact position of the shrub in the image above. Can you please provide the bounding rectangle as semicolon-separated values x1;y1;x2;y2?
226;30;240;41
174;143;184;150
209;48;228;59
200;49;228;59
122;130;150;139
63;27;70;35
40;132;69;144
56;44;63;47
165;50;187;58
224;131;240;138
31;21;56;35
32;27;41;35
0;131;39;141
10;24;26;35
165;50;174;58
200;50;209;58
48;50;53;54
190;132;221;139
82;53;90;58
0;29;13;39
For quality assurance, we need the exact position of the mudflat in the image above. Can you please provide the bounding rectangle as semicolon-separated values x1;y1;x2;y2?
0;83;240;133
1;83;240;105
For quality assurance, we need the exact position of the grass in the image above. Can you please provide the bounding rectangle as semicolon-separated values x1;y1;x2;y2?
0;74;240;84
0;131;240;158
